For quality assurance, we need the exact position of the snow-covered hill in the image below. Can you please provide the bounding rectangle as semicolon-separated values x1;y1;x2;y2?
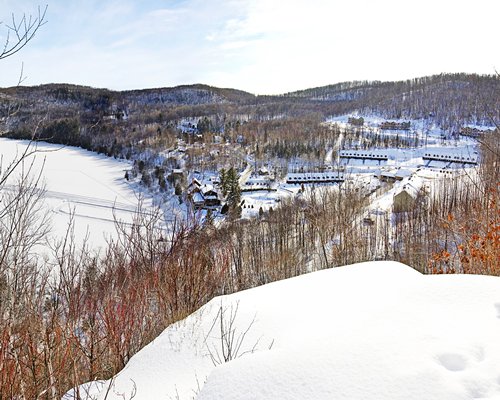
67;261;500;400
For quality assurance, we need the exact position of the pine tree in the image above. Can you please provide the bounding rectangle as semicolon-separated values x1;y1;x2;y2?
219;168;228;196
226;167;241;210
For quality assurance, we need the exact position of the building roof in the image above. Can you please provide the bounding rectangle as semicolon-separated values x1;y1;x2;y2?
192;192;204;204
397;175;424;200
286;172;344;183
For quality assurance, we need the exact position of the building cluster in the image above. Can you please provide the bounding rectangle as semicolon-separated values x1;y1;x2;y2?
459;126;495;138
379;121;411;130
187;179;222;210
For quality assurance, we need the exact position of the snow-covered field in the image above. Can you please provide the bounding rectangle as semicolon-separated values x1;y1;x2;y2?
0;138;153;253
70;261;500;400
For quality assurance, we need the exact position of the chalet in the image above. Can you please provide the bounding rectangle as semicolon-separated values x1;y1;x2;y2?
191;192;205;209
393;176;424;213
201;185;221;208
187;178;202;194
188;182;222;210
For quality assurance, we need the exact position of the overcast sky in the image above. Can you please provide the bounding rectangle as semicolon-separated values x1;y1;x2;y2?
0;0;498;94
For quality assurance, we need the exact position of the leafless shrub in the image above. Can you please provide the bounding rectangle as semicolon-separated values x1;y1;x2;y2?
204;301;267;366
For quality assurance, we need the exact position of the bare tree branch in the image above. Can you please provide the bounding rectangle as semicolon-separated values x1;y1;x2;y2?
0;5;48;60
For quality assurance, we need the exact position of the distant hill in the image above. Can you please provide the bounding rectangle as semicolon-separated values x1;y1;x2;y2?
283;73;499;128
1;73;498;156
1;82;256;107
1;73;498;122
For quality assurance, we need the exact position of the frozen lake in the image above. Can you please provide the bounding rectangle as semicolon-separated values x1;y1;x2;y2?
0;138;153;254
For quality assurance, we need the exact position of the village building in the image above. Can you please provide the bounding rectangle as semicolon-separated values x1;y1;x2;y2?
340;150;389;168
243;175;276;191
187;179;222;210
286;171;344;184
393;175;424;213
422;151;478;166
378;168;412;183
201;185;221;208
379;121;411;130
191;191;205;209
459;126;495;138
187;178;202;193
339;150;389;161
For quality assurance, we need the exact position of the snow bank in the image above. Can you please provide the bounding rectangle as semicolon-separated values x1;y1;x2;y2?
77;261;500;400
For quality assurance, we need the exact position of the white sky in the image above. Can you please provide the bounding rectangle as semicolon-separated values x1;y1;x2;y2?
0;0;499;94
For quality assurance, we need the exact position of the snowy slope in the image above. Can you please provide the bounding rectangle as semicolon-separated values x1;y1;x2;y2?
73;261;500;400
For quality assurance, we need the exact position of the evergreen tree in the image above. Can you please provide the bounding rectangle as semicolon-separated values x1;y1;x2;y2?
226;167;241;210
219;168;228;196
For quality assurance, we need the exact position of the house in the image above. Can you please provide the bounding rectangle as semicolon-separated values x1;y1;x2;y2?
188;182;221;209
187;178;202;194
191;191;205;209
393;176;424;213
201;185;221;208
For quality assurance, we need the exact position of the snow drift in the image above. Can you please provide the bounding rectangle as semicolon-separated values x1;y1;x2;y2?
68;261;500;400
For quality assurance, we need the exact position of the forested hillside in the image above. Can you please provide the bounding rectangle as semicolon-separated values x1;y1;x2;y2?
1;74;498;158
